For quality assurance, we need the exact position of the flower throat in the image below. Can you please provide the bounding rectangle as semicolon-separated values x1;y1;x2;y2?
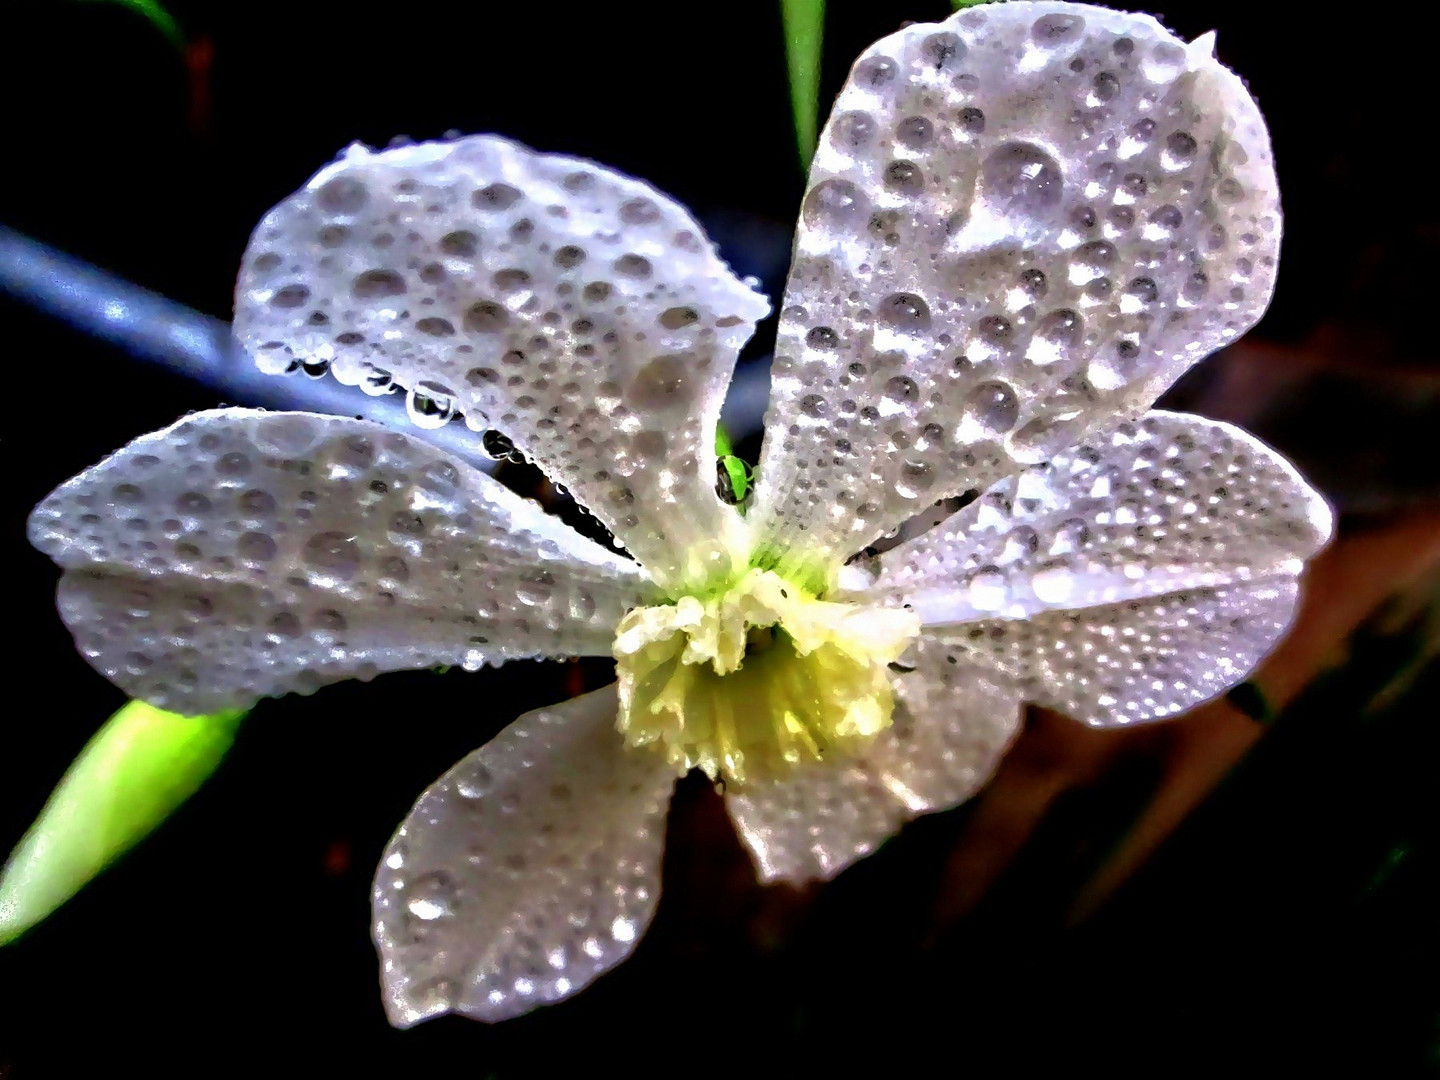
611;568;920;785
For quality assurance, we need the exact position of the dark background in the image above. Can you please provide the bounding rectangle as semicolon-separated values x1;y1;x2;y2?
2;1;1437;1075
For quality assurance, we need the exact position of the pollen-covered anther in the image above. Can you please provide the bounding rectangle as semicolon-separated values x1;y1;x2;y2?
612;569;921;784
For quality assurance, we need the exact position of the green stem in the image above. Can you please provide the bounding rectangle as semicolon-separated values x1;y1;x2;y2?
1;701;244;944
781;0;825;170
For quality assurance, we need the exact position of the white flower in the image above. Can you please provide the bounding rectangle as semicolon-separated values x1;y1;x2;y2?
27;1;1331;1027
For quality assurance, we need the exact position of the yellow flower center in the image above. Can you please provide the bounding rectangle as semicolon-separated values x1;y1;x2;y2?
612;568;921;785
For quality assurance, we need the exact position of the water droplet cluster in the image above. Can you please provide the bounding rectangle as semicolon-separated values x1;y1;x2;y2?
852;411;1331;724
235;135;769;591
940;578;1297;726
752;2;1280;569
373;686;673;1024
28;410;651;713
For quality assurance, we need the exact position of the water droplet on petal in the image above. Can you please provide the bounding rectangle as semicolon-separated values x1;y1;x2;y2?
1049;517;1090;556
406;871;456;921
800;393;828;418
981;142;1064;224
964;381;1019;435
303;530;361;582
967;567;1008;612
1142;42;1187;83
879;293;931;331
407;382;457;428
1009;413;1083;464
516;570;555;606
237;531;277;564
884;375;920;403
802;178;870;231
1028;309;1082;366
894;459;935;499
832;111;877;150
896;116;934;149
456;764;494;800
1030;562;1077;604
629;355;692;411
1031;13;1086;45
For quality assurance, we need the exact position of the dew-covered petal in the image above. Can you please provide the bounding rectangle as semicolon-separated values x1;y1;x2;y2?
846;411;1331;725
749;1;1280;574
234;135;768;592
930;580;1298;728
372;685;676;1025
28;410;653;715
726;640;1020;883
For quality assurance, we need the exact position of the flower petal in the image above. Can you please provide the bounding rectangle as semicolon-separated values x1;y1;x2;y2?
371;685;676;1025
28;409;652;714
748;2;1280;574
726;640;1020;884
847;411;1332;725
234;135;768;591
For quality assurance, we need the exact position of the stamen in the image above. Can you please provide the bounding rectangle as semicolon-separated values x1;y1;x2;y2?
612;568;920;784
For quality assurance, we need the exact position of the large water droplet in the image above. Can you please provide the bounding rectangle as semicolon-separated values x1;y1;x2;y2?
801;178;870;231
981;142;1064;224
352;269;406;300
967;567;1008;612
317;176;368;214
1049;517;1090;556
516;570;555;606
799;393;828;418
303;530;361;582
884;375;920;403
884;160;924;195
1142;42;1186;83
965;381;1020;435
481;429;520;462
894;459;935;499
832;111;877;150
456;763;494;800
1090;70;1120;104
406;870;457;921
854;54;897;87
1162;130;1198;171
407;381;457;429
1031;13;1085;45
920;32;964;70
896;116;934;149
1030;562;1078;604
237;531;277;564
1009;413;1084;464
254;343;295;376
1088;338;1143;390
1000;525;1040;564
355;364;394;397
879;293;931;331
1028;309;1082;366
629;355;691;411
1088;465;1120;500
254;414;321;456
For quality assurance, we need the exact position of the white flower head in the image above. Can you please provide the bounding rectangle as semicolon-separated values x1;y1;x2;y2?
27;2;1331;1027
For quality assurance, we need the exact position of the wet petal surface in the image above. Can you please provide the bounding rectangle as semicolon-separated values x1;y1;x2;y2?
234;135;768;592
372;685;676;1025
727;640;1020;883
29;410;651;714
846;411;1331;725
750;1;1280;573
